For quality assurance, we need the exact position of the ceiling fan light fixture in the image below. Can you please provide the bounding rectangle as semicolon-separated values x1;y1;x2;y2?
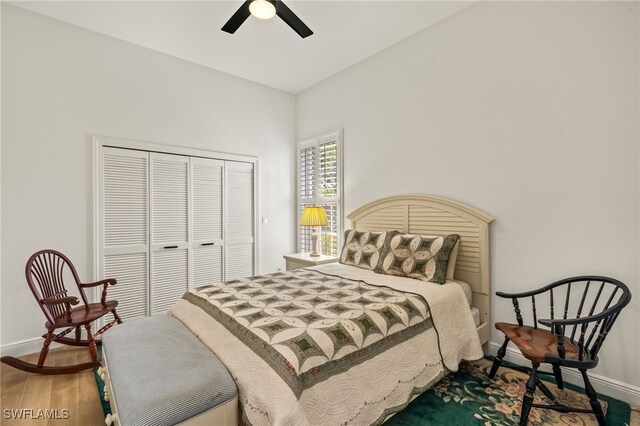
249;0;276;20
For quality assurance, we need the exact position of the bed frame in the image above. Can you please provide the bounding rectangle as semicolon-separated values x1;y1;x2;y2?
347;194;494;348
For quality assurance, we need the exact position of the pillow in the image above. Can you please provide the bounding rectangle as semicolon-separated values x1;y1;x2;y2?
339;229;395;271
446;238;460;281
377;233;460;284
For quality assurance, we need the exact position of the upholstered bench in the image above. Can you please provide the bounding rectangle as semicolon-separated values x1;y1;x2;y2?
100;315;238;426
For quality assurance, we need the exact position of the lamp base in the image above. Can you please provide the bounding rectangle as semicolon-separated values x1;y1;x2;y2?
310;227;321;257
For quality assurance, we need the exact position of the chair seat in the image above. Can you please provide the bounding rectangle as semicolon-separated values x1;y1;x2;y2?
46;300;118;328
495;322;580;363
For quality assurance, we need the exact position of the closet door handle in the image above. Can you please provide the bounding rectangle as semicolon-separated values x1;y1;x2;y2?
201;243;215;246
163;245;178;249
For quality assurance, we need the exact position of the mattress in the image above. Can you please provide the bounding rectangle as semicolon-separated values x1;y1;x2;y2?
453;279;473;306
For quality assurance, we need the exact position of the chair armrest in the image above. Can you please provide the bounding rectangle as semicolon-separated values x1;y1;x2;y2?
42;295;79;306
79;278;117;288
80;278;117;305
538;310;614;328
42;296;79;322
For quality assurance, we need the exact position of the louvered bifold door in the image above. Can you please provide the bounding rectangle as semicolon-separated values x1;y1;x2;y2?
224;161;255;281
190;157;224;287
150;153;190;314
100;147;149;320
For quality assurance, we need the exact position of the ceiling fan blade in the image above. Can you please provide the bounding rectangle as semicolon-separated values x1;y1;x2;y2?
275;1;313;38
221;1;252;34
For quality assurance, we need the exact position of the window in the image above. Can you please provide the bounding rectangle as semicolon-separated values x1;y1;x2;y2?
297;130;343;256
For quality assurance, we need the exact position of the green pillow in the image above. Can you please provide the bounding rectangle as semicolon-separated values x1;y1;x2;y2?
377;233;460;284
339;229;397;270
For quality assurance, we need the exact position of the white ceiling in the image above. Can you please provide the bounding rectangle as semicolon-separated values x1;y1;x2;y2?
10;1;472;93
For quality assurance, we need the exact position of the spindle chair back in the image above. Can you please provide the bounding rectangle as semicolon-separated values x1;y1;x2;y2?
490;276;631;426
1;249;123;375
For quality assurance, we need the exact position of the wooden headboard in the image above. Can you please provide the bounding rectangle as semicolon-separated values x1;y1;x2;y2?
347;194;494;344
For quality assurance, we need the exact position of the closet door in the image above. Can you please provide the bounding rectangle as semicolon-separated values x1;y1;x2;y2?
100;147;149;320
150;153;190;314
190;157;224;287
224;161;255;280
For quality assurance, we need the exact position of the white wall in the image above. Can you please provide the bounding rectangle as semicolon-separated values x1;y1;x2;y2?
297;1;640;393
1;5;296;347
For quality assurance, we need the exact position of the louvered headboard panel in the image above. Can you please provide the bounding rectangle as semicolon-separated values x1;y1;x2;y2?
348;195;494;344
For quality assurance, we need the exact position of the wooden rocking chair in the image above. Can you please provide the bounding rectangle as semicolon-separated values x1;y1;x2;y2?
489;276;631;426
1;249;122;375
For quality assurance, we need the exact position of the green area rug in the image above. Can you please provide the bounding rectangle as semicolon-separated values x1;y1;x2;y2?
94;355;631;425
387;357;631;425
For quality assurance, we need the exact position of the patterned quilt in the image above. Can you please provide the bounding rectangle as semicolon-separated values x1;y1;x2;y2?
182;269;433;399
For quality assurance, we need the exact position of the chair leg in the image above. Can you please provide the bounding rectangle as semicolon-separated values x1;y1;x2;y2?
37;329;54;368
75;326;81;343
581;369;606;426
489;337;509;379
552;364;564;390
519;363;538;426
85;323;99;364
113;309;123;325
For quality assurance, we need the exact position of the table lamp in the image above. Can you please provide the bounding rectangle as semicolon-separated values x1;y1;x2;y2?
300;206;328;256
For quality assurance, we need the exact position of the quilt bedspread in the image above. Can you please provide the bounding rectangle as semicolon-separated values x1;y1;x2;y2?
182;269;434;398
170;263;483;425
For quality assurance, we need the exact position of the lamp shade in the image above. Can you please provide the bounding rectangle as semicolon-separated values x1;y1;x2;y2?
300;206;328;227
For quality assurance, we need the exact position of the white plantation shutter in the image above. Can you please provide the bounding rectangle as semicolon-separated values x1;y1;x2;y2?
151;249;188;314
225;161;255;280
225;244;254;280
191;157;224;286
100;147;149;320
151;153;189;245
192;246;223;286
104;253;148;319
103;152;148;247
297;131;342;256
150;153;190;314
97;142;257;319
299;203;314;252
299;145;316;202
320;202;339;255
318;141;338;201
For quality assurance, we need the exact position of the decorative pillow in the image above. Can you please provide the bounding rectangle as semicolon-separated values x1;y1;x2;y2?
377;233;460;284
446;238;460;281
339;229;395;270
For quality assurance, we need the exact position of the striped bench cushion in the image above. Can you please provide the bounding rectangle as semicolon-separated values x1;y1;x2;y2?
103;315;237;426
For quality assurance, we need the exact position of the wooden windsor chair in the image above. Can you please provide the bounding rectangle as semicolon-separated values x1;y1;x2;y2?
1;249;122;375
490;276;631;426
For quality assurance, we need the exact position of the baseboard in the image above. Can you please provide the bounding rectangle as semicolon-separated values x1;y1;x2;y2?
0;336;60;358
488;341;640;406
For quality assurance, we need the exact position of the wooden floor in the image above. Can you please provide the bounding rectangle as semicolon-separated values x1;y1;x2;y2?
0;347;105;425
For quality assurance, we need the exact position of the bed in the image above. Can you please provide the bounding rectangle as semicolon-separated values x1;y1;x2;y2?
169;194;494;425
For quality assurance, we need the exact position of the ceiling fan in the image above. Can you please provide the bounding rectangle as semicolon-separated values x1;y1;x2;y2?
221;0;313;38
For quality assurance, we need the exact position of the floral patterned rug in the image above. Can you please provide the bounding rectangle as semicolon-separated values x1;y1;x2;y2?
386;357;632;425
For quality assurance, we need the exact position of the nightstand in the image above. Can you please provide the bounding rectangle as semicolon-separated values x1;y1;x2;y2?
283;253;339;271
